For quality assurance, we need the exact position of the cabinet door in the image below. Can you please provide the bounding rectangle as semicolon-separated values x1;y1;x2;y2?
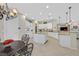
70;33;77;49
77;33;79;49
59;35;71;48
77;39;79;49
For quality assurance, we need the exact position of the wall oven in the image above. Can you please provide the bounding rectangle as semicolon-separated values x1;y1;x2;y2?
58;24;70;32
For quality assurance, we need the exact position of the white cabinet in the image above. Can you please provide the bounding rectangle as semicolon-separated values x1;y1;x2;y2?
48;32;58;40
59;34;71;48
33;34;48;44
76;33;79;49
77;38;79;49
70;33;77;49
59;32;79;49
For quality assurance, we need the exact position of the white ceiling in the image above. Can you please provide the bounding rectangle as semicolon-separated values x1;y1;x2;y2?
7;3;79;23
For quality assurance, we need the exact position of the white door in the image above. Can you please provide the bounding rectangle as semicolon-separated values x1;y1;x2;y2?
5;17;19;40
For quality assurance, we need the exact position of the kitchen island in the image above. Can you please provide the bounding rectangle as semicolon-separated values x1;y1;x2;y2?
59;31;79;50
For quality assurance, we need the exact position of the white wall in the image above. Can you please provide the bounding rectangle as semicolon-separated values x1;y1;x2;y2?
0;20;4;40
18;15;33;39
4;17;19;40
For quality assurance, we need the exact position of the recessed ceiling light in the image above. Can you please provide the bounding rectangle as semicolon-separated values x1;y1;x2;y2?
34;20;38;24
22;15;26;19
46;5;49;8
40;12;42;15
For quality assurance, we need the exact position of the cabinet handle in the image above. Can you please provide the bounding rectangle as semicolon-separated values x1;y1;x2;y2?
77;38;79;40
18;27;21;30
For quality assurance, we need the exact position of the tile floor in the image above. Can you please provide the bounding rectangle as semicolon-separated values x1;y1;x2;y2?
31;36;79;56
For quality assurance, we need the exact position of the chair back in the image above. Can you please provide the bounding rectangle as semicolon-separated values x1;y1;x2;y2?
21;34;30;45
0;43;5;52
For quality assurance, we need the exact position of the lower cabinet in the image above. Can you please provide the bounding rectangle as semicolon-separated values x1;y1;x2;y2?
59;32;78;49
77;39;79;49
70;33;77;49
59;34;71;48
33;34;48;44
48;32;58;40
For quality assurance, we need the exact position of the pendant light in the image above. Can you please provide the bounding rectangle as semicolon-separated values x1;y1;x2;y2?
0;3;18;21
0;12;3;20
